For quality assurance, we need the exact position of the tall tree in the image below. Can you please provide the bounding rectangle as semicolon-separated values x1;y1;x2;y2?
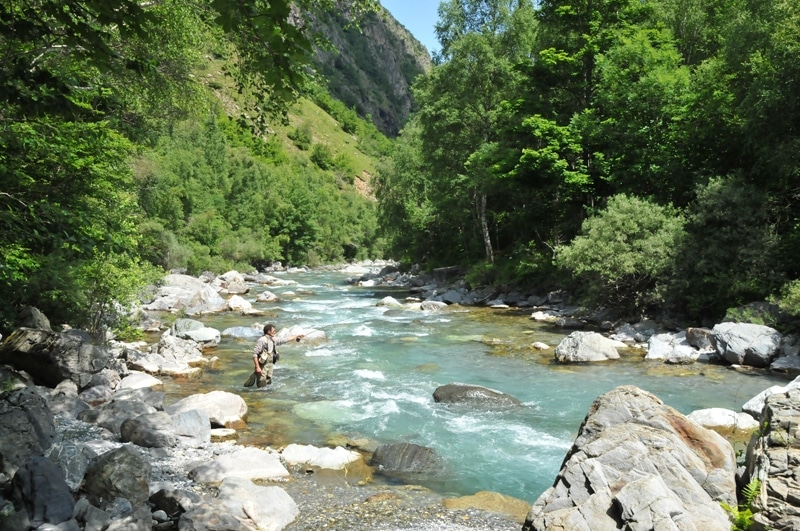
409;0;536;265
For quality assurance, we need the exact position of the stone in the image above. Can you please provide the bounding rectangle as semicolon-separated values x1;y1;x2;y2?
711;322;782;368
83;446;151;508
165;391;247;429
77;398;158;436
522;386;735;531
171;409;211;448
371;443;444;476
0;387;56;478
432;382;521;407
554;331;620;363
0;328;111;388
10;456;74;527
188;447;289;484
215;477;298;530
120;411;178;448
281;444;363;470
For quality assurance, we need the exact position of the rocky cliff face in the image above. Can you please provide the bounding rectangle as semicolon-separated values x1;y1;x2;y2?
310;6;431;137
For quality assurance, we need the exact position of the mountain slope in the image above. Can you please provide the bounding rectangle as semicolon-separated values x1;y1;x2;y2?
311;6;432;137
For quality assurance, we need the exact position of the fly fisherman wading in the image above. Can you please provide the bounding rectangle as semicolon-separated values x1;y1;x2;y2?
249;323;304;387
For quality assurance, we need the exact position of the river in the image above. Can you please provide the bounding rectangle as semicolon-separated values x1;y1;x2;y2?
155;269;788;505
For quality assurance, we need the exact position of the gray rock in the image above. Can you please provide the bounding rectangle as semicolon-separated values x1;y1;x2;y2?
171;409;211;448
120;411;178;448
554;331;620;363
433;383;521;407
10;456;74;527
188;447;288;484
371;443;444;475
165;391;247;429
47;441;94;491
0;328;111;388
15;306;52;331
742;388;800;531
711;322;782;368
0;387;56;478
178;500;252;530
646;331;700;364
72;498;111;531
216;477;298;530
83;446;151;508
77;398;157;436
523;386;735;531
741;375;800;418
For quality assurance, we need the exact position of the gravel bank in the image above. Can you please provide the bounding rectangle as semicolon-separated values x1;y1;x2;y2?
55;416;524;530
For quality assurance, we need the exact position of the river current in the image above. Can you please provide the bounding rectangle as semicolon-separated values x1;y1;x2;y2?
156;269;788;505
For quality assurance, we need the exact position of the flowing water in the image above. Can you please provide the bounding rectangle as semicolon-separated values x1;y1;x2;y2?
156;270;788;505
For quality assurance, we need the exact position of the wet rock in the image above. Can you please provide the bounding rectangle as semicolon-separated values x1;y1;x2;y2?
433;383;521;407
371;443;444;475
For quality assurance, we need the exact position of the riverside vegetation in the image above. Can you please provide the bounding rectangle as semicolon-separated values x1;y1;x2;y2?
4;0;800;341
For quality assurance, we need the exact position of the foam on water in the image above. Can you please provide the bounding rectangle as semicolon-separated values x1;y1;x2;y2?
354;369;386;380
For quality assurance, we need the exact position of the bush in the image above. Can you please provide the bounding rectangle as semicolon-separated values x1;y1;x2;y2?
556;194;685;316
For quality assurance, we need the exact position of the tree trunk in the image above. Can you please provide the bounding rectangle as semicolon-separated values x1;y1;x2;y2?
478;192;494;263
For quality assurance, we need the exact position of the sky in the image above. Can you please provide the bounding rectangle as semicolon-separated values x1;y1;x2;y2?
379;0;440;54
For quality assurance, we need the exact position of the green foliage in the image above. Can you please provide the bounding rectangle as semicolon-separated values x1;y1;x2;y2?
777;280;800;318
556;195;685;316
310;144;336;171
721;478;761;531
288;124;313;150
671;175;783;322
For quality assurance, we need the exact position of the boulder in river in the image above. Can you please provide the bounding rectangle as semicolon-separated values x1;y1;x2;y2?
433;382;521;407
554;331;620;363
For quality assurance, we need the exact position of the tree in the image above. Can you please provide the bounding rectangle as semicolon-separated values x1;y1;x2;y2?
410;0;536;265
556;194;685;316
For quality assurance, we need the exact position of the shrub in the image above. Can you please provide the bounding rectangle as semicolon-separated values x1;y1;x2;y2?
556;194;685;316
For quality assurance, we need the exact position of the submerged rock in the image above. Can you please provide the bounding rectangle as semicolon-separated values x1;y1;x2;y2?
433;382;521;407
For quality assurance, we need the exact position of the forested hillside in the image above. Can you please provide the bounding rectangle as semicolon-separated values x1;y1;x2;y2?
376;0;800;327
0;0;395;336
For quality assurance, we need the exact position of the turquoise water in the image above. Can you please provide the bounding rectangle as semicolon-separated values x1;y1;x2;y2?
157;270;789;504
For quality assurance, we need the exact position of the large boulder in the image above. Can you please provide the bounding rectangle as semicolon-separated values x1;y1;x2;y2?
188;447;289;484
741;375;800;418
711;322;782;368
77;398;158;436
215;477;298;530
0;328;111;388
83;445;151;508
0;387;56;479
9;455;75;528
170;319;221;349
165;390;247;429
523;386;736;531
645;332;701;364
432;383;521;407
554;331;620;363
742;388;800;531
120;411;178;448
371;443;444;477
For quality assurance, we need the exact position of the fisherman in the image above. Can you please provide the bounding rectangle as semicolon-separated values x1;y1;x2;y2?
246;323;304;388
